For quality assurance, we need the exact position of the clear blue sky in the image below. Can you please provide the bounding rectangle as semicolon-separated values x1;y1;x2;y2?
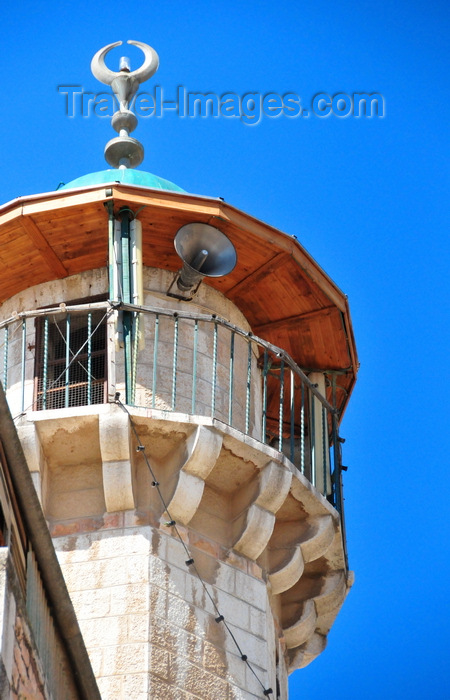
2;2;449;698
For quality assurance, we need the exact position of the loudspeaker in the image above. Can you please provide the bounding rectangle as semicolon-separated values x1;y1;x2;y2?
174;223;237;292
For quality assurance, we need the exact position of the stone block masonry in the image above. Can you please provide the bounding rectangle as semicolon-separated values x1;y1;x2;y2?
55;521;272;699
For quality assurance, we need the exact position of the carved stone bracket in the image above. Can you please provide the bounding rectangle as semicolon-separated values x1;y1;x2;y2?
99;406;134;512
164;425;223;525
233;460;292;560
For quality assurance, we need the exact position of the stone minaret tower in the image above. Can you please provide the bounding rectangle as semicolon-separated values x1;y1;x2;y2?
0;42;357;699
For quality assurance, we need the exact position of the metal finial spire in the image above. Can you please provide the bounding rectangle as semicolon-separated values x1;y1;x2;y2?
91;40;159;169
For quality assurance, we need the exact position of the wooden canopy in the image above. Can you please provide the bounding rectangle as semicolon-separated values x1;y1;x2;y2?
0;182;358;418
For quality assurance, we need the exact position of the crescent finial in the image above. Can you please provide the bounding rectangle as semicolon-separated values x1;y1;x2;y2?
90;41;123;85
126;40;159;83
90;40;159;86
90;40;160;169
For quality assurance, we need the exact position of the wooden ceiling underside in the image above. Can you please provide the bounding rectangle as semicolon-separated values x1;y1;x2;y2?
0;184;358;416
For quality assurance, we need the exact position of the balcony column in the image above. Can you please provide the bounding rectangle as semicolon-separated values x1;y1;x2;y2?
309;372;331;497
110;208;143;405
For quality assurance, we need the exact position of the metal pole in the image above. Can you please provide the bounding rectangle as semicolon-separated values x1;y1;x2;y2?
3;325;8;389
21;319;26;412
278;357;284;452
322;406;327;497
192;320;198;414
290;370;295;464
42;318;48;410
300;381;305;475
262;349;268;443
87;313;92;406
245;338;252;435
310;392;316;487
152;314;159;409
228;331;235;426
211;320;218;418
120;209;133;405
65;315;71;408
172;315;179;411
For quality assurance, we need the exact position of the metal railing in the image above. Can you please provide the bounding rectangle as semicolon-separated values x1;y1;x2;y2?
0;301;345;514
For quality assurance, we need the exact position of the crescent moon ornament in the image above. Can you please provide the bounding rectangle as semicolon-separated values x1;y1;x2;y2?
90;40;160;170
91;40;159;87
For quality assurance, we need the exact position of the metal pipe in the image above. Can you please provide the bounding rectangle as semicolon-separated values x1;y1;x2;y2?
300;381;305;475
262;348;268;443
3;325;8;388
151;314;159;409
211;319;218;418
245;338;252;435
65;314;71;408
228;331;235;426
192;320;198;414
42;317;48;410
322;406;327;497
21;319;26;412
310;392;316;487
172;315;178;411
120;209;133;404
290;370;295;464
278;357;284;452
87;313;92;405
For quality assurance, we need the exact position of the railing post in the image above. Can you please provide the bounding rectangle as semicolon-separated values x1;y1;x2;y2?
42;317;48;410
87;313;92;405
290;370;295;464
151;314;159;409
21;318;26;413
309;372;330;496
300;381;305;475
310;391;316;487
278;357;285;452
211;319;218;418
245;337;252;435
228;331;235;426
64;314;71;408
192;320;198;415
262;348;268;444
3;325;8;389
172;314;179;411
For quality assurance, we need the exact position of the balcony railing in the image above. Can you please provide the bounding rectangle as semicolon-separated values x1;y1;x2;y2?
0;301;346;518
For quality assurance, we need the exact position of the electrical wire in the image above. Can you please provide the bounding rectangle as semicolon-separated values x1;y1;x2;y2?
115;394;273;698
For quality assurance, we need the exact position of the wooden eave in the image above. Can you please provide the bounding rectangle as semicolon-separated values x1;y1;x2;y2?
0;182;358;417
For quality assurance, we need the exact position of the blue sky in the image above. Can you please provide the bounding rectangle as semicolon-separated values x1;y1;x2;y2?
2;1;450;698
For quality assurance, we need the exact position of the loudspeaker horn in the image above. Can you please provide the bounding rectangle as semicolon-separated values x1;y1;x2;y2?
174;223;237;293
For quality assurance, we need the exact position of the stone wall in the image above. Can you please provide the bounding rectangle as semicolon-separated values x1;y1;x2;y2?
0;554;49;700
53;515;276;700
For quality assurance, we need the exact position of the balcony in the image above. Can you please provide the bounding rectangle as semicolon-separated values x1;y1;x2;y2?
0;300;346;518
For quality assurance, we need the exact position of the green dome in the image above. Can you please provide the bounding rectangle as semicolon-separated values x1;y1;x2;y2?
58;169;186;193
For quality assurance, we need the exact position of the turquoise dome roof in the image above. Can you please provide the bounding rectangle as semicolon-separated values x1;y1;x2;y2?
58;169;186;193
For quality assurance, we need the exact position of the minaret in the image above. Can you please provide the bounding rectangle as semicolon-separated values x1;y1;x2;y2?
0;41;357;699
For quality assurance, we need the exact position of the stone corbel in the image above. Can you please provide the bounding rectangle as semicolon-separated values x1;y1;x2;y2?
288;632;327;671
232;460;292;560
283;599;317;649
300;514;335;563
313;571;347;618
99;407;134;512
268;514;334;595
163;425;223;525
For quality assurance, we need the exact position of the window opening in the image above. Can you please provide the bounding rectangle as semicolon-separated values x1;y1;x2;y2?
34;299;107;410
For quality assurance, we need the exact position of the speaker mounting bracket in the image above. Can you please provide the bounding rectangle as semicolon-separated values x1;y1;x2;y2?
166;271;202;301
